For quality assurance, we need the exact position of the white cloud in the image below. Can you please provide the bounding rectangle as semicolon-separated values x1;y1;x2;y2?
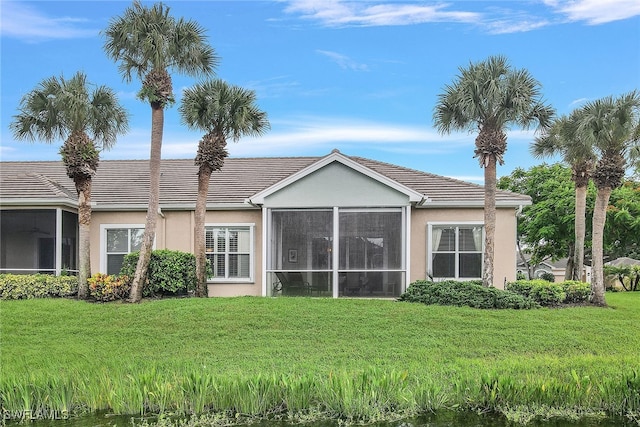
316;50;369;71
131;115;471;159
282;0;640;34
244;76;307;99
570;97;589;106
0;2;98;41
226;116;474;157
544;0;640;24
484;18;549;34
144;116;542;160
283;0;480;27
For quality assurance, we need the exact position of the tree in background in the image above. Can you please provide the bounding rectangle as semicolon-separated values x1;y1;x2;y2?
10;72;128;298
179;79;270;297
433;55;554;287
499;165;640;277
605;180;640;260
497;164;594;278
531;112;596;281
103;1;218;302
573;91;640;306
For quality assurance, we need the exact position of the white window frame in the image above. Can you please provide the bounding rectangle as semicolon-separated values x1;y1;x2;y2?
205;223;255;283
427;221;484;280
100;224;146;274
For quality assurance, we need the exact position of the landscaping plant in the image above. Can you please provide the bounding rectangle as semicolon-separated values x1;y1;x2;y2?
3;294;638;424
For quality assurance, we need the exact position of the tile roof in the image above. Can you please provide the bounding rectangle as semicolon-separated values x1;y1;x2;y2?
0;153;531;209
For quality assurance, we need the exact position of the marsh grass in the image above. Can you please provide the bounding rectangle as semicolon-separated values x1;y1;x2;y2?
1;293;639;424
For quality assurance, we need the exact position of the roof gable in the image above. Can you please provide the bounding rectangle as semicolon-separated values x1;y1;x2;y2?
248;150;426;206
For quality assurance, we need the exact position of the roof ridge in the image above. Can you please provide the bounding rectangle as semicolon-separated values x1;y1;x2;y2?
31;173;76;199
95;156;323;163
350;155;486;187
349;155;528;197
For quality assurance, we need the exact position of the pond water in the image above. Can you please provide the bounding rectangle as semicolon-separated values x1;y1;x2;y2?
5;411;636;427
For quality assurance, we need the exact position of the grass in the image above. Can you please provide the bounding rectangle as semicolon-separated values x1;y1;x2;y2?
1;293;639;424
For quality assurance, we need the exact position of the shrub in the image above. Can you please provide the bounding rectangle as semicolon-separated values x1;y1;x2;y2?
560;280;591;303
506;279;573;306
504;280;537;298
529;283;565;306
539;271;556;282
119;250;206;297
399;280;538;309
0;274;77;300
87;273;130;302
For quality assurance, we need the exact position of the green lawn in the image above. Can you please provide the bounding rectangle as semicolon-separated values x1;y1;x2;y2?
1;293;639;423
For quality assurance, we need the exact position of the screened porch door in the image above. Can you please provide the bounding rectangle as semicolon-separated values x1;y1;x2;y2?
266;208;405;297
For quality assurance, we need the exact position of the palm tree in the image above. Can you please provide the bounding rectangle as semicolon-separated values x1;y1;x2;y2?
531;112;595;282
10;72;129;298
103;0;218;302
179;79;270;297
433;55;554;287
577;91;640;306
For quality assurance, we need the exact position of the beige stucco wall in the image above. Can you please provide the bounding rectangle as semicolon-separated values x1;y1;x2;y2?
202;210;263;297
90;211;149;273
410;207;518;289
90;205;518;295
90;209;263;297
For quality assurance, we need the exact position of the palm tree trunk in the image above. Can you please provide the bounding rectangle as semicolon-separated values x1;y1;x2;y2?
195;165;213;297
565;243;575;281
574;183;588;281
483;157;497;287
516;239;531;279
75;176;92;299
129;104;164;302
591;186;611;306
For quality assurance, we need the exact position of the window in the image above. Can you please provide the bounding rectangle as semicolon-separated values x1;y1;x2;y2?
103;226;144;275
206;225;254;281
429;224;483;279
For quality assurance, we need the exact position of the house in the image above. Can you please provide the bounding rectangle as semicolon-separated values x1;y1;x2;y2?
0;150;531;297
517;256;592;283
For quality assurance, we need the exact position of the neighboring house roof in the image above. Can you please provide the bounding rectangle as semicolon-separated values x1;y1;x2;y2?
605;257;640;267
0;151;531;210
517;257;569;270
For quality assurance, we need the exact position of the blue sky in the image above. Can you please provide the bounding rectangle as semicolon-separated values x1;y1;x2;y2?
1;0;639;183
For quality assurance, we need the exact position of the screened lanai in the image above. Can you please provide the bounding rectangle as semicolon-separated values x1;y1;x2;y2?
266;208;406;298
0;209;78;275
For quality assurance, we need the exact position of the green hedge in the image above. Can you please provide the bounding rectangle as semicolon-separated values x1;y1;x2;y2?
119;250;207;297
560;280;591;303
506;279;590;306
0;274;78;300
398;280;538;309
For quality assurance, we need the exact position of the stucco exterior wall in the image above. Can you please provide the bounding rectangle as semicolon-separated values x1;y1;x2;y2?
90;211;148;274
410;207;518;289
89;205;518;294
203;210;263;297
90;209;263;296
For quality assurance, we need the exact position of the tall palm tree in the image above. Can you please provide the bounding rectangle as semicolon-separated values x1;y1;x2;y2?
179;79;270;297
103;0;218;302
10;72;129;298
577;91;640;306
433;55;554;287
531;112;595;282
